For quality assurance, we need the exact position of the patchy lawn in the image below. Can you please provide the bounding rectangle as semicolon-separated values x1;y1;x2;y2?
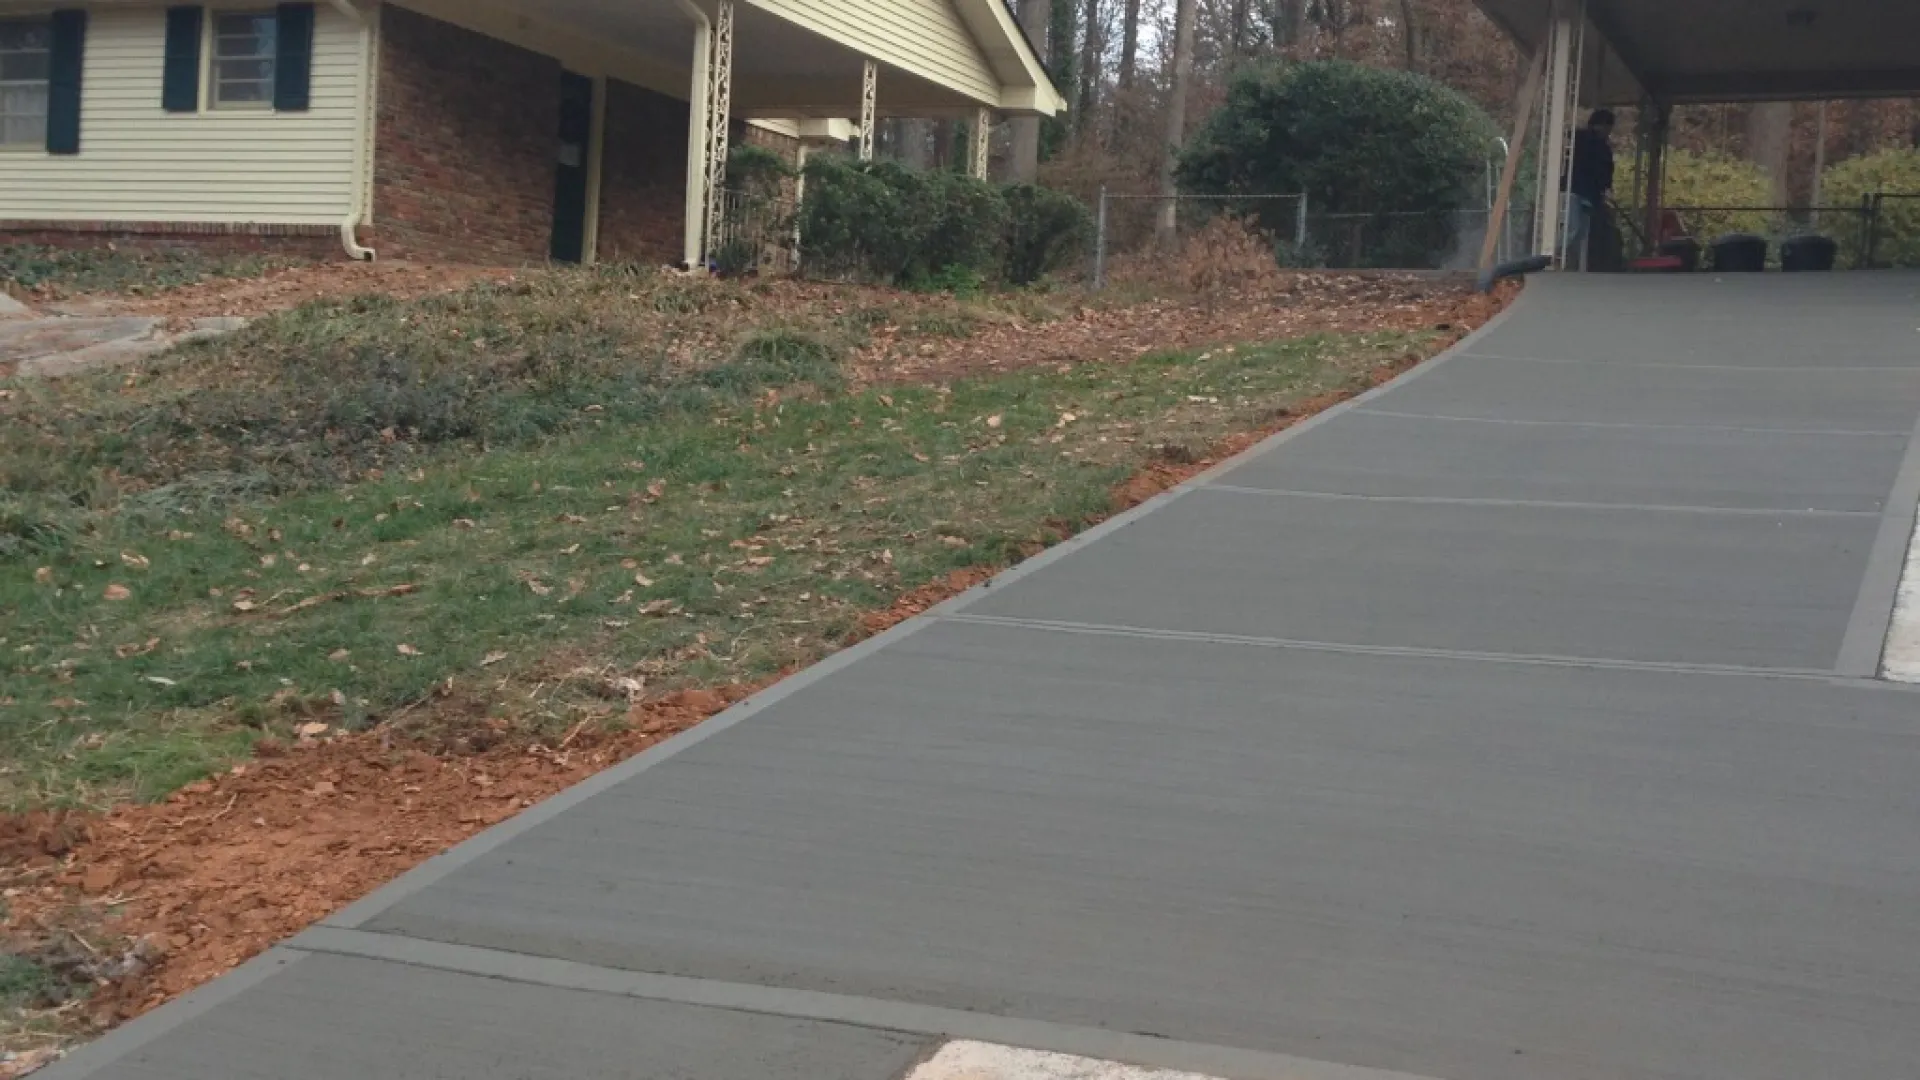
0;264;1509;1072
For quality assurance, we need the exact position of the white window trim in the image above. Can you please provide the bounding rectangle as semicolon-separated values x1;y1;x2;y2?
202;6;278;113
0;16;51;152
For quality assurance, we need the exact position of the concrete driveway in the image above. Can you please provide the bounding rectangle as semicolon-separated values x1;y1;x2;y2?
41;274;1920;1080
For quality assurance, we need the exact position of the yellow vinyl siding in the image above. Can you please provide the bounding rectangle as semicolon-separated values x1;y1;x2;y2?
750;0;998;105
0;5;365;224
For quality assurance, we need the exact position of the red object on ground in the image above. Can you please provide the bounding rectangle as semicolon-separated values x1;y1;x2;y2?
1628;255;1687;272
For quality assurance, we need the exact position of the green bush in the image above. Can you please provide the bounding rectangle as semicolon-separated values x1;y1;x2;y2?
1003;183;1093;285
797;155;922;282
1177;59;1497;242
909;168;1010;287
1822;148;1920;268
799;156;1063;288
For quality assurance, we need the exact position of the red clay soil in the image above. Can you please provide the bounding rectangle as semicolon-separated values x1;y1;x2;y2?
0;277;1513;1072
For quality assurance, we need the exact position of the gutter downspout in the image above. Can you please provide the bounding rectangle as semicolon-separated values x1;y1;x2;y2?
671;0;712;270
330;0;377;260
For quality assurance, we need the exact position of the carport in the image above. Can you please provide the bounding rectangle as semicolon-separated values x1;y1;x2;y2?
1474;0;1920;264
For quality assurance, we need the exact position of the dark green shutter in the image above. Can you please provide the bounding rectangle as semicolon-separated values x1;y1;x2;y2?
273;4;315;112
162;6;203;113
46;10;86;154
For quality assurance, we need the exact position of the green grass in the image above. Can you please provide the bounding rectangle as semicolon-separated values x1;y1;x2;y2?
0;244;295;298
0;270;1431;809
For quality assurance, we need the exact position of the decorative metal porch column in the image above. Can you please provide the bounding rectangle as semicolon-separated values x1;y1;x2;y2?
969;107;992;179
701;0;736;264
858;60;878;162
1534;0;1586;263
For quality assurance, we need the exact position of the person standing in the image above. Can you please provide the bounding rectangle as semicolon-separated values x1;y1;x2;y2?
1565;109;1616;270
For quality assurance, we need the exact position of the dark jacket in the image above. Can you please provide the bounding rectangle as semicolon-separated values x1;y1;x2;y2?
1568;127;1614;202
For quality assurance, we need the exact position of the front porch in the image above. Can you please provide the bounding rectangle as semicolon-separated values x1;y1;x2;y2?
378;0;1061;269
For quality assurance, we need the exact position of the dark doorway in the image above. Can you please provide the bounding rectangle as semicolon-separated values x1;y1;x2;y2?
550;72;595;263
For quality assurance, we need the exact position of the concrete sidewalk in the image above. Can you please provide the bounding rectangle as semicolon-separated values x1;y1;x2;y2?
40;274;1920;1080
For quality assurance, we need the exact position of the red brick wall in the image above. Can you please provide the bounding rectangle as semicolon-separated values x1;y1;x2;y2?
371;6;559;265
595;80;690;267
0;222;341;260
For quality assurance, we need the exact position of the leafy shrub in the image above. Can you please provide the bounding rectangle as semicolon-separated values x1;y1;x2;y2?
1177;59;1497;240
1003;183;1093;285
798;155;922;282
799;156;1059;288
1821;148;1920;267
909;168;1010;287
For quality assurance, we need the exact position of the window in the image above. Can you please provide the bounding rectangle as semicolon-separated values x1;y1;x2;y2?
210;11;276;109
0;20;50;147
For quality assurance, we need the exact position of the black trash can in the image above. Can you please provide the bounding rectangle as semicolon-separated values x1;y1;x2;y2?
1780;233;1838;272
1711;233;1768;272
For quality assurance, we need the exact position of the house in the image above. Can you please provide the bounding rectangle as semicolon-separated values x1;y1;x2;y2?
0;0;1062;266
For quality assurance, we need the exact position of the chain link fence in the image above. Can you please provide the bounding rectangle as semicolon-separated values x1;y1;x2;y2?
1299;206;1538;271
1090;191;1546;285
1865;193;1920;269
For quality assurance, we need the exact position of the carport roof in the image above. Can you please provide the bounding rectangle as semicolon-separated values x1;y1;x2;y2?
1475;0;1920;104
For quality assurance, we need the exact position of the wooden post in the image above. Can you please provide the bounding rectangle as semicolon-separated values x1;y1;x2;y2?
1481;44;1548;271
1642;102;1670;252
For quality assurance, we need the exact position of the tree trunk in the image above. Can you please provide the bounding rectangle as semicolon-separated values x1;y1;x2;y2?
1399;0;1419;72
1156;0;1198;245
1009;0;1050;181
1745;101;1793;207
1229;0;1252;56
1117;0;1141;88
1078;0;1103;133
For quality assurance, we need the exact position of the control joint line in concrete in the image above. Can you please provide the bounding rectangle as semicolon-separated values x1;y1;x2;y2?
939;612;1887;684
1837;410;1920;677
290;928;1452;1080
1198;484;1882;518
1458;351;1920;373
1350;408;1912;438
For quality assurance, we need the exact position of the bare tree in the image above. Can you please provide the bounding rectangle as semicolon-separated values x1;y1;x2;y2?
1157;0;1199;244
1079;0;1105;133
1398;0;1419;71
1228;0;1253;55
1009;0;1051;180
1746;101;1793;206
1117;0;1142;88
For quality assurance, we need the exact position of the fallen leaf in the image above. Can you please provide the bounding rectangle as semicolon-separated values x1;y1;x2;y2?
115;637;161;659
397;643;421;657
311;781;337;796
561;544;581;555
647;480;667;499
120;551;151;571
327;649;350;663
34;566;53;584
746;556;775;568
232;600;258;613
296;722;330;738
526;579;554;597
481;651;509;667
985;414;1004;429
634;573;655;587
103;583;132;601
145;676;178;687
